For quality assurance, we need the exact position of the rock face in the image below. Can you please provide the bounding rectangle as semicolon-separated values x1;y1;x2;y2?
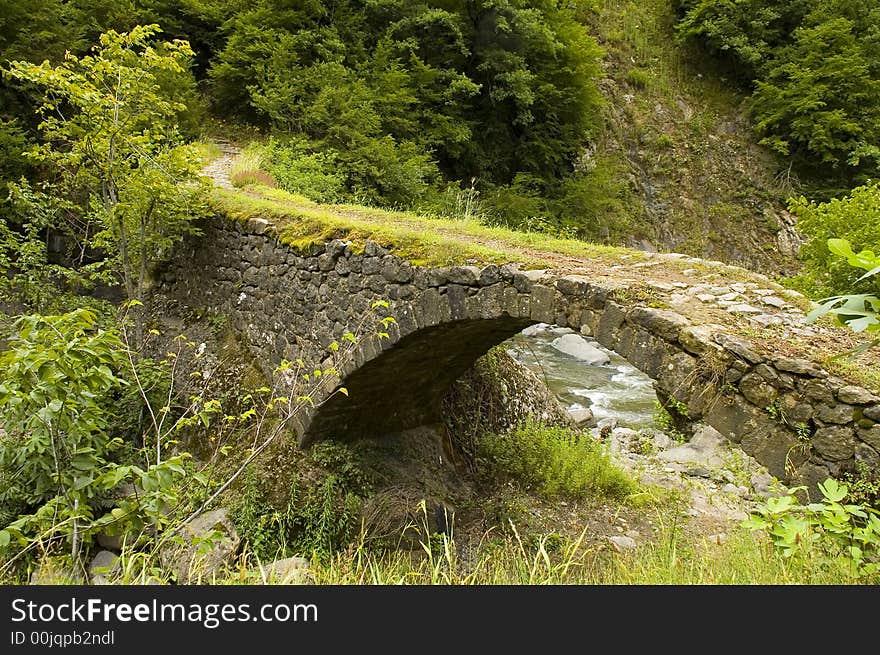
550;333;611;365
157;216;880;501
160;508;240;584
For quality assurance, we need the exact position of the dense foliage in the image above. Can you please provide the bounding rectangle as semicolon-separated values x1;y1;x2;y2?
0;310;188;560
475;421;639;501
0;0;613;236
806;238;880;352
788;181;880;296
2;25;210;333
207;0;607;229
673;0;880;192
1;0;879;583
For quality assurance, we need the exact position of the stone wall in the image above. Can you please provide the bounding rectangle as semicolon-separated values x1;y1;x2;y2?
157;214;880;499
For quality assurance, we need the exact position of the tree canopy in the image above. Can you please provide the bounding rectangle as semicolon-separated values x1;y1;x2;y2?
675;0;880;191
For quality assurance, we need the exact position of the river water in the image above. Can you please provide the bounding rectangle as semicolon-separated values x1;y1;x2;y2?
504;323;658;429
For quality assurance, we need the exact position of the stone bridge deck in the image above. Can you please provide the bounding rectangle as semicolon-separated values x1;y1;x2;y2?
157;187;880;499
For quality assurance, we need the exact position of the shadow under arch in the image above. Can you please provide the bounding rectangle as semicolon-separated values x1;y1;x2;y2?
302;316;535;444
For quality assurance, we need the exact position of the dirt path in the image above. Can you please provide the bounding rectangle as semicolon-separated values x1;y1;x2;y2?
202;141;239;190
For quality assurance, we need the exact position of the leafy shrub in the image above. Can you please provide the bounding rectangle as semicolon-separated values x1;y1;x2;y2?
0;310;187;560
674;1;880;184
261;137;345;203
231;442;370;561
652;400;687;443
204;0;606;218
229;471;289;562
842;464;880;511
481;176;552;233
743;478;880;580
790;182;880;297
475;421;639;502
285;474;362;559
806;237;879;352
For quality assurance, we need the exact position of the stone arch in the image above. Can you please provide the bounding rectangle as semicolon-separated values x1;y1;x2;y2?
158;215;880;499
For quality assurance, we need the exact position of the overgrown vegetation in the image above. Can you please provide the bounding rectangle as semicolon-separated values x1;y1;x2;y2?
0;310;187;561
743;477;880;579
1;2;879;588
3;25;211;340
474;421;640;502
789;182;880;297
805;238;880;355
673;0;880;195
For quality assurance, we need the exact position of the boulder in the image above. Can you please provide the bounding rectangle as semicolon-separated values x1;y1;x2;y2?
550;334;610;365
159;508;240;584
88;550;120;585
607;536;637;551
656;424;726;468
567;407;596;428
520;323;549;337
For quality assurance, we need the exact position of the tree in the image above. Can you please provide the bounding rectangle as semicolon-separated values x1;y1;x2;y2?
674;0;880;187
5;24;210;341
750;16;880;177
207;0;604;200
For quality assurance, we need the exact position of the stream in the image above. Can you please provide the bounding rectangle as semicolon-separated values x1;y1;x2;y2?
504;323;659;430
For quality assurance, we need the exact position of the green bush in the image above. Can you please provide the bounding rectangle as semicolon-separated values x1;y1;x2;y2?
674;0;880;184
805;237;879;352
789;182;880;297
0;310;187;560
261;138;346;203
743;478;880;580
206;0;604;206
475;421;639;502
229;471;290;562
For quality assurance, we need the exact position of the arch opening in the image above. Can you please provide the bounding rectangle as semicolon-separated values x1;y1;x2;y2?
303;316;535;444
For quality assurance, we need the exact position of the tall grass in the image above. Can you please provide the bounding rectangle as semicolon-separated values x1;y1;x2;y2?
7;510;874;585
310;517;876;585
229;146;277;189
475;422;641;503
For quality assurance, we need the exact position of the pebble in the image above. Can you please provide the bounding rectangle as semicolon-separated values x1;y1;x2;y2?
608;536;637;551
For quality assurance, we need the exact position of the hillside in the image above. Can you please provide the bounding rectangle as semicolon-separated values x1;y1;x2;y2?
582;0;803;276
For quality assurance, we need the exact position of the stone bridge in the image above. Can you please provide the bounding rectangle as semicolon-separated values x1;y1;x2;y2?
157;211;880;498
